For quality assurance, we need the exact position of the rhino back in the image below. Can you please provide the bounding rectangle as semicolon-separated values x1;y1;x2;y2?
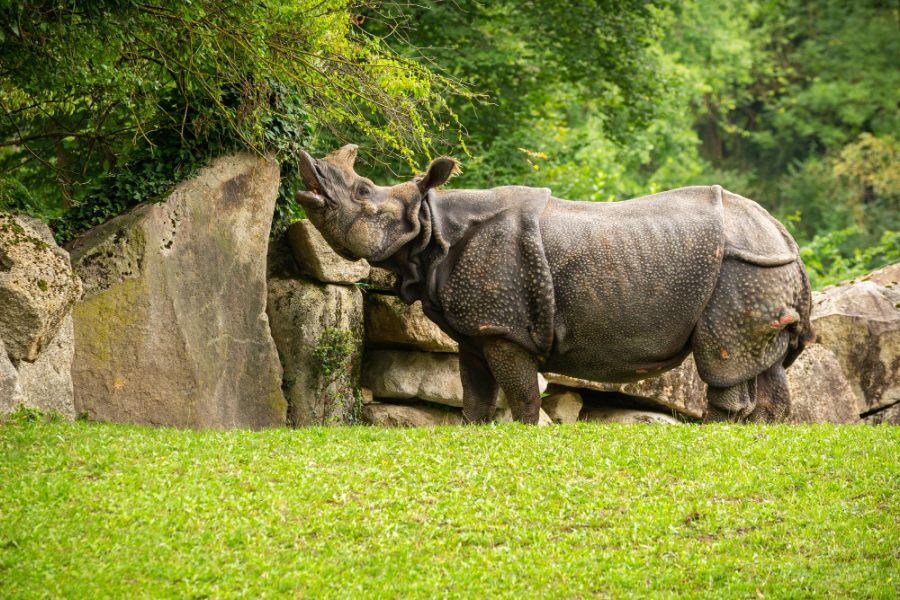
540;186;725;381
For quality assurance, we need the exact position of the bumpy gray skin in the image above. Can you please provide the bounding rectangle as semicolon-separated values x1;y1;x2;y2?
296;145;814;424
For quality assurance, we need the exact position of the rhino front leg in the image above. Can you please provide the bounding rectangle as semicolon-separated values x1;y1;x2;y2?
460;349;500;424
482;338;542;424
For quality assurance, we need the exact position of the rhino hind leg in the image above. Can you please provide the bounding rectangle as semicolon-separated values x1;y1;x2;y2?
705;363;791;423
482;338;542;424
705;379;757;421
693;259;805;422
748;363;791;422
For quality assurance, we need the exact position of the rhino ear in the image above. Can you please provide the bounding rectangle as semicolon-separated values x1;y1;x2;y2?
416;157;460;193
325;144;358;169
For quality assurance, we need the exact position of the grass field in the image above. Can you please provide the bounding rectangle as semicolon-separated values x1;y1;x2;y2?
1;415;897;598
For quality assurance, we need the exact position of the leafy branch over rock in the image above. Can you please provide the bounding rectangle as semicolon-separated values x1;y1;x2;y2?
0;0;468;237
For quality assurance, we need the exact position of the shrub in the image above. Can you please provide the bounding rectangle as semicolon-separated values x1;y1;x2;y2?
801;227;900;289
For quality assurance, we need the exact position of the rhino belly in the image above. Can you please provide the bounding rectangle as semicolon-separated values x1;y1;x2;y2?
539;190;724;381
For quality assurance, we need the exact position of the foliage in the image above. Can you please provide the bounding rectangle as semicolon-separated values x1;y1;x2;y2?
47;122;212;242
0;405;64;424
831;133;900;235
1;419;898;596
705;1;899;176
366;0;898;282
0;0;464;238
313;327;356;379
349;388;366;426
800;228;900;289
363;0;671;183
0;176;40;215
412;0;899;281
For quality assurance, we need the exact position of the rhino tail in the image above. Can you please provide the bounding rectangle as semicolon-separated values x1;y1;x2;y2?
782;259;815;369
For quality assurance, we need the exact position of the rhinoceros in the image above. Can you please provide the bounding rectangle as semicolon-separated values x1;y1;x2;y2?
295;144;814;424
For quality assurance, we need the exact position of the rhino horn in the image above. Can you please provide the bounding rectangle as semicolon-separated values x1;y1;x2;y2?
324;143;358;169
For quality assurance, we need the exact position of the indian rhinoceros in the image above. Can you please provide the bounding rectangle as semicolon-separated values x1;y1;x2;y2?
295;144;814;424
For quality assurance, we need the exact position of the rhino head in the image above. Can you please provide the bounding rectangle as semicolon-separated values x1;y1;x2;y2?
295;144;458;261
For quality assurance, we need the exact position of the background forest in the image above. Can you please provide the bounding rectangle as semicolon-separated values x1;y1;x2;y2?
1;0;897;287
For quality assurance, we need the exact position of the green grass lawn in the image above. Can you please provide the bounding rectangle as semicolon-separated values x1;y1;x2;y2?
1;416;897;599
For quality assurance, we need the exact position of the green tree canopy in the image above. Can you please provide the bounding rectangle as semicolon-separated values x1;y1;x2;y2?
364;0;669;184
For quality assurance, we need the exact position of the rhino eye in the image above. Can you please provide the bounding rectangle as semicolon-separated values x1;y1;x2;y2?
357;183;372;198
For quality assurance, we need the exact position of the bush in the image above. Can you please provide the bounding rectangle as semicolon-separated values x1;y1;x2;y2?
801;228;900;289
0;0;463;239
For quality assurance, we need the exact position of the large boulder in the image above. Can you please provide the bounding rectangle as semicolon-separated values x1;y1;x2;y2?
0;213;81;362
267;275;364;426
362;402;463;427
0;213;79;420
863;262;899;288
544;355;707;419
362;350;463;406
361;353;544;411
365;293;458;352
0;317;76;419
69;154;287;428
359;387;375;405
785;344;859;424
811;275;900;413
286;219;370;284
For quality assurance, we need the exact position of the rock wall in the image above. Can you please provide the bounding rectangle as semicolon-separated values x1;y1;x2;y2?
270;219;556;427
365;293;458;353
811;265;899;414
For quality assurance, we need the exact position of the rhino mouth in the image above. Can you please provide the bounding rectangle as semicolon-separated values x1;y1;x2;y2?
296;150;328;209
